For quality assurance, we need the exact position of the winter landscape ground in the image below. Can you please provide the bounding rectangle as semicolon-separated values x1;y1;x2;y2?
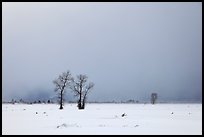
2;103;202;135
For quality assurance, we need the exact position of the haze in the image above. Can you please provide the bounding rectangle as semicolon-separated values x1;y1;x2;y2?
2;2;202;102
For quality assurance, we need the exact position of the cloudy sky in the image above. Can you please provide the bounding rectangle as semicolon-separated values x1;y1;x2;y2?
2;2;202;102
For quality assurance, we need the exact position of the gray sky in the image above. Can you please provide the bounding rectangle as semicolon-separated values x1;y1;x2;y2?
2;2;202;102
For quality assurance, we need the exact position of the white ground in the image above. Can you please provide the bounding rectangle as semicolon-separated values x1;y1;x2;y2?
2;103;202;135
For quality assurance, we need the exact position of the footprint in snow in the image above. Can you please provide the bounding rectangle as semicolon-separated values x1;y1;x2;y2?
57;123;67;128
98;124;106;127
121;113;127;117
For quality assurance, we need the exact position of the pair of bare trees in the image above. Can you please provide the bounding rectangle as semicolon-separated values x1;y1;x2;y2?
53;70;94;110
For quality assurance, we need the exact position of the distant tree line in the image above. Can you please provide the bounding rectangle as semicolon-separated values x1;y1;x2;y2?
5;96;158;105
6;99;54;104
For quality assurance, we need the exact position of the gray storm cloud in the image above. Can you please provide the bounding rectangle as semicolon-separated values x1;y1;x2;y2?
2;2;202;102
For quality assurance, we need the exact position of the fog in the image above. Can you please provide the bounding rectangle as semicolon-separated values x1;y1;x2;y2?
2;2;202;102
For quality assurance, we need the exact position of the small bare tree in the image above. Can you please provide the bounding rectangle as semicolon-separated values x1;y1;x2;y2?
53;70;72;109
70;74;94;109
151;93;157;104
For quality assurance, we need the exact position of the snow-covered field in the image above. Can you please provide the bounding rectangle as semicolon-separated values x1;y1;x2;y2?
2;103;202;135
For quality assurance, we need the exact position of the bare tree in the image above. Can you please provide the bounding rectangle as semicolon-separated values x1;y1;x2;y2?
70;74;94;109
151;93;157;104
53;70;72;109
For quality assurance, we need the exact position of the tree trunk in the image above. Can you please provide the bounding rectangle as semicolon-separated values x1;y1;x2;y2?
60;91;63;109
82;100;85;109
78;93;82;109
78;84;83;109
80;95;86;109
77;100;81;109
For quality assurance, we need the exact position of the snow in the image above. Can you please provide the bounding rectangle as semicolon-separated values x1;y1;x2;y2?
2;103;202;135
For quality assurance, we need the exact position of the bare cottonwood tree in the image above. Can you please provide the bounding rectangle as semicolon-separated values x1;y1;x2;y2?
70;74;94;109
151;93;157;104
53;70;72;109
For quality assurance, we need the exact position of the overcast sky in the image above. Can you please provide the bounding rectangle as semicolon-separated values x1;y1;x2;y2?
2;2;202;102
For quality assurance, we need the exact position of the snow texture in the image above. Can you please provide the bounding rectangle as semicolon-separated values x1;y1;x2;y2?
2;103;202;135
